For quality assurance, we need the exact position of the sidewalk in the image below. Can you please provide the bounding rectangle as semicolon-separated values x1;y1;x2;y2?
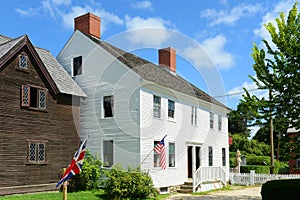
166;186;262;200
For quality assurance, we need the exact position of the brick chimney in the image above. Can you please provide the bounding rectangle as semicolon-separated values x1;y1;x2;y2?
158;47;176;72
74;13;101;39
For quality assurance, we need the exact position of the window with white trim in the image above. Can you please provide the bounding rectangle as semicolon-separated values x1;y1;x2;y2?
21;85;47;110
191;106;197;125
209;146;213;166
103;96;114;118
168;100;175;119
27;140;47;164
218;115;222;131
209;112;214;129
73;56;82;76
154;141;160;167
169;142;175;167
222;148;226;166
103;140;113;167
153;95;161;118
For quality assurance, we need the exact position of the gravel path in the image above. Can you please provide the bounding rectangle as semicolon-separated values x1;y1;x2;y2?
166;186;262;200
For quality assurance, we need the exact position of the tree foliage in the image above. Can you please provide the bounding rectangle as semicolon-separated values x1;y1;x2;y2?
249;2;300;130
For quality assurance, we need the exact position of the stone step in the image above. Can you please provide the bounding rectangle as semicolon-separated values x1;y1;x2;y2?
177;188;193;194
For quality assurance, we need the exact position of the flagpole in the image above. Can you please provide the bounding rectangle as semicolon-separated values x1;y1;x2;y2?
138;135;167;168
63;168;67;200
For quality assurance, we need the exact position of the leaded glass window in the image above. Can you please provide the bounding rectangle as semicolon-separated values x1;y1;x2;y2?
19;54;28;69
21;85;47;110
28;141;46;163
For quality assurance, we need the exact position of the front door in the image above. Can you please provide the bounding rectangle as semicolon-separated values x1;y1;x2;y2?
187;146;193;178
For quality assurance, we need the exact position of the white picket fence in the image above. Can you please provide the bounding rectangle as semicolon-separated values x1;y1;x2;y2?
230;170;300;185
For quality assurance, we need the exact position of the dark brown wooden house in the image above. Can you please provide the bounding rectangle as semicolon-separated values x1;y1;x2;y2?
287;127;300;174
0;34;86;195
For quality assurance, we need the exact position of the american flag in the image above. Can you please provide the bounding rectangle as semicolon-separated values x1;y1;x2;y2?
154;137;166;170
56;139;87;187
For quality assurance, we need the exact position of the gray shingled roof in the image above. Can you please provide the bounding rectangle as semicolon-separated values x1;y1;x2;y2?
84;33;227;109
0;35;86;97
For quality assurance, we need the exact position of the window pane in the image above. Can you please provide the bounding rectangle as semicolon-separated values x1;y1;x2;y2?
29;143;36;162
39;90;47;109
168;100;175;118
22;85;29;106
103;96;114;118
210;112;214;129
169;143;175;167
19;55;27;69
30;87;38;108
218;115;222;131
73;56;82;76
38;143;45;162
153;96;161;118
209;146;213;166
222;148;226;166
103;140;113;167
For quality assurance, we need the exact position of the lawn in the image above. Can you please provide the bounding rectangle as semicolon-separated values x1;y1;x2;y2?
0;190;170;200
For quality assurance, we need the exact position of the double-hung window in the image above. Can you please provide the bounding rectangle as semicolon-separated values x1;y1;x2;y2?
222;148;226;166
27;140;47;164
168;100;175;119
191;107;197;125
169;143;175;167
153;95;161;118
103;96;114;118
208;146;213;166
103;140;113;167
209;112;214;129
21;85;47;110
218;115;222;131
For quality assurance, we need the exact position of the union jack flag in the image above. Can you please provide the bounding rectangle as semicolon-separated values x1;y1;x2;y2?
154;136;166;170
56;139;87;187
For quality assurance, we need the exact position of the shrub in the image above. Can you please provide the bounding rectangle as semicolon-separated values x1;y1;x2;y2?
103;165;158;199
240;165;270;174
68;150;102;192
261;179;300;200
246;155;270;165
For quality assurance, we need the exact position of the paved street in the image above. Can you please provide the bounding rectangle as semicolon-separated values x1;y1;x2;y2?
166;186;262;200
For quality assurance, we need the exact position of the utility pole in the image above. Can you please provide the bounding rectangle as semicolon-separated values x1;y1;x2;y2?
269;89;274;174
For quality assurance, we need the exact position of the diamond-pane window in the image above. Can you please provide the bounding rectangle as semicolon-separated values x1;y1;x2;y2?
21;85;47;110
38;144;45;161
22;85;29;107
29;143;36;161
19;54;28;69
27;141;47;164
39;90;46;109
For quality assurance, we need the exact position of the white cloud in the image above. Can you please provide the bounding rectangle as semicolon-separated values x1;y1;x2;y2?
201;3;262;26
15;0;123;32
254;0;296;47
131;1;153;10
227;80;268;100
124;15;175;46
183;35;234;70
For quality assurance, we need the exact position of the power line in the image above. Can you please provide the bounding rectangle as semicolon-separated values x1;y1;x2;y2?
213;88;261;98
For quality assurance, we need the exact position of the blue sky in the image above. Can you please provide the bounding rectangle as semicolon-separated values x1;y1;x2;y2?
1;0;298;109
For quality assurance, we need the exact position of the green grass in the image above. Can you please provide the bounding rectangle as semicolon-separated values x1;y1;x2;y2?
0;190;105;200
0;190;169;200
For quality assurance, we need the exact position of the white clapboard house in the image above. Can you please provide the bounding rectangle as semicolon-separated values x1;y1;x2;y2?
57;13;230;193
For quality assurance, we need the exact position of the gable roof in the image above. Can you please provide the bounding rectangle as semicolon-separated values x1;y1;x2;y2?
83;32;227;109
0;35;86;97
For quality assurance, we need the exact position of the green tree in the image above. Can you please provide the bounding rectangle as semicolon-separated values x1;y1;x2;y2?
249;2;300;129
246;2;300;173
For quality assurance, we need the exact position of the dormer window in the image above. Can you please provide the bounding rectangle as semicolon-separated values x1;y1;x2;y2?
19;54;28;69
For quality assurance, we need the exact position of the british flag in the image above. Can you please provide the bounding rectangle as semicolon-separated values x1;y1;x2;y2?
56;139;87;187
